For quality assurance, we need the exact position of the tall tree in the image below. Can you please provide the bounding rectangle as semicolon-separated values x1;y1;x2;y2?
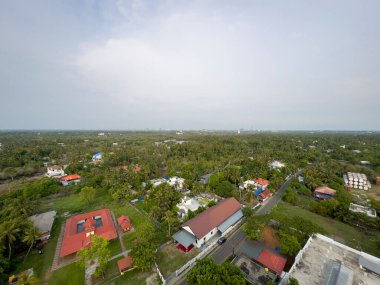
0;220;20;260
77;235;111;278
187;258;245;285
79;186;96;204
130;222;158;271
22;225;41;261
163;210;177;237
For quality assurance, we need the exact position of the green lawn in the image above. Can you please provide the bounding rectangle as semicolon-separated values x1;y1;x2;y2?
49;262;84;285
108;239;122;256
114;270;155;285
156;243;200;277
40;189;114;215
94;259;155;285
273;202;380;256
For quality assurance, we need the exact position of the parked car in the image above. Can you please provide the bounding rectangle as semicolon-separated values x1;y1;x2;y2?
218;236;227;245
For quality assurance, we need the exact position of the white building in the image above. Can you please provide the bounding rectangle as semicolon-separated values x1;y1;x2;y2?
349;203;377;218
92;152;102;162
150;178;167;188
270;160;285;169
286;234;380;285
173;198;243;251
46;165;65;177
168;176;185;190
177;196;203;219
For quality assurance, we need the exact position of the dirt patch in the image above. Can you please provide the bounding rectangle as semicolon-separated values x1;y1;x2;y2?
262;226;280;249
146;273;159;285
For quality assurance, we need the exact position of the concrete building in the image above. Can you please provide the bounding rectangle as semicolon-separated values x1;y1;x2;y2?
284;234;380;285
28;210;57;241
270;160;285;169
176;196;203;219
349;203;377;218
168;176;185;190
46;165;65;177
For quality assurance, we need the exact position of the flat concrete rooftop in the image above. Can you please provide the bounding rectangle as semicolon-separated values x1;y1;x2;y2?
291;235;380;285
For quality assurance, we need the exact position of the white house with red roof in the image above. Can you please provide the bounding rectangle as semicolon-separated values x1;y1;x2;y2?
243;178;269;190
46;165;65;177
172;197;243;252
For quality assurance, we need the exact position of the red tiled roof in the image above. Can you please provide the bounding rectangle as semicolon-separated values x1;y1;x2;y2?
60;209;117;257
48;165;62;170
314;186;336;196
253;178;269;186
257;249;287;276
182;197;241;239
60;174;81;181
117;216;132;231
117;256;132;272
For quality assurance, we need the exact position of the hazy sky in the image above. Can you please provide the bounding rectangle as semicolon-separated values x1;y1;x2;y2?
1;0;379;130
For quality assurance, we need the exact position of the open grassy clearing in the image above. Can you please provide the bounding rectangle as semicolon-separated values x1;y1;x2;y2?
49;262;84;285
273;202;380;256
95;259;155;285
156;243;201;278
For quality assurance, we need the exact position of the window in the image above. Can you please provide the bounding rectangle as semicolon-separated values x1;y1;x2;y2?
211;231;213;235
204;237;206;241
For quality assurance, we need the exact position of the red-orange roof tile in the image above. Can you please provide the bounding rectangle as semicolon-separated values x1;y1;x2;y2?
60;209;117;257
257;249;287;276
117;216;132;231
314;186;336;196
60;174;81;181
253;178;269;185
117;256;132;272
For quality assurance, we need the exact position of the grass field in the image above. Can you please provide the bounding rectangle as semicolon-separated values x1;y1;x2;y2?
273;202;380;256
50;262;84;285
156;243;200;278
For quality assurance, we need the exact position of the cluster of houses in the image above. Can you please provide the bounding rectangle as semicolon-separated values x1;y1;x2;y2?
241;178;272;203
148;176;185;190
46;165;81;186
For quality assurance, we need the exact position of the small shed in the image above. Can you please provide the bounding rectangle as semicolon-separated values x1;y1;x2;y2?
117;256;132;274
117;216;132;232
257;249;287;276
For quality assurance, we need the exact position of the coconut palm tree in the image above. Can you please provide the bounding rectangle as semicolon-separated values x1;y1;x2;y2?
22;225;41;261
0;220;20;260
163;210;177;237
